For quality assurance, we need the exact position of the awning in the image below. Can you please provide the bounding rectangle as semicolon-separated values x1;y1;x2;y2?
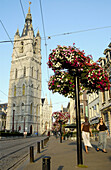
65;123;76;128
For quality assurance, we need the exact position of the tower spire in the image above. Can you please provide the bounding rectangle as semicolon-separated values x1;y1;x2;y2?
28;1;32;13
22;1;34;37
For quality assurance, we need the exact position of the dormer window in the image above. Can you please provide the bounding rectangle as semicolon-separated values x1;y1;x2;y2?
104;59;106;65
106;55;109;63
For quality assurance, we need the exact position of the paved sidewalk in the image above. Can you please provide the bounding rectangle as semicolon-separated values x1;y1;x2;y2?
19;136;111;170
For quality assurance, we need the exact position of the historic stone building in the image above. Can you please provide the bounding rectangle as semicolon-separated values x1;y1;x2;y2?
6;6;41;134
40;95;52;135
88;92;100;126
99;44;111;136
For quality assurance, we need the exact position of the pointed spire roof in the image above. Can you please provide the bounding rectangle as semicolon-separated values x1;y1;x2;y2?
15;28;20;36
36;30;40;37
22;2;34;37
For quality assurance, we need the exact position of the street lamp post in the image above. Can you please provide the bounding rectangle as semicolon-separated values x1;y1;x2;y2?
74;75;83;165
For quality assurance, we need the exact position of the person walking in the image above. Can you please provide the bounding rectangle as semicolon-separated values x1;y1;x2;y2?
81;117;92;153
96;117;109;153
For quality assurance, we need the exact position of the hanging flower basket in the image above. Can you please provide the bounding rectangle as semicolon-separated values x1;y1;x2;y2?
48;43;110;97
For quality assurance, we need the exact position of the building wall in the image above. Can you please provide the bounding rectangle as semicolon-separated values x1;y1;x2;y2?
70;91;88;124
88;92;100;125
99;45;111;135
40;96;52;135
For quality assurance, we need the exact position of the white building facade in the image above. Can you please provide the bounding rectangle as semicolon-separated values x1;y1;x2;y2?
6;6;41;134
88;92;100;126
99;45;111;135
70;91;88;124
40;96;52;135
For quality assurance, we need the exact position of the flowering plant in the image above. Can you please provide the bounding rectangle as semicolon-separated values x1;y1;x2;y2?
52;111;70;123
48;44;110;97
51;121;60;131
52;111;70;131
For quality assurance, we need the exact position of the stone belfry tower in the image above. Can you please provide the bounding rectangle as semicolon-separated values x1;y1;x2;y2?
6;4;41;134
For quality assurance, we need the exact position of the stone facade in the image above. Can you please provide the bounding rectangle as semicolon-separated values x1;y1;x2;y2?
6;6;41;134
99;45;111;135
40;96;52;135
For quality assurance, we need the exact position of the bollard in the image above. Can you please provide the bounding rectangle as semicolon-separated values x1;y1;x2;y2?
44;139;46;146
41;140;44;149
37;141;40;153
42;156;51;170
30;146;34;162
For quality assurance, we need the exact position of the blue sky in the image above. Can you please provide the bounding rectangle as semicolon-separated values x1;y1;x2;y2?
0;0;111;111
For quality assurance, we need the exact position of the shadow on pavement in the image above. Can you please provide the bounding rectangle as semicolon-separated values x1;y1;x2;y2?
68;142;76;145
57;165;64;170
108;156;111;161
40;149;47;153
92;144;98;151
34;154;45;162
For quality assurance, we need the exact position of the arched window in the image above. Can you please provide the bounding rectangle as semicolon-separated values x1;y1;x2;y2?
22;84;25;96
22;103;24;106
15;69;17;79
30;103;32;114
14;86;16;97
13;103;15;107
24;67;26;77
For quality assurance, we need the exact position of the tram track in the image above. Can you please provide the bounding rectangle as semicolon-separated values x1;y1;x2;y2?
0;136;46;170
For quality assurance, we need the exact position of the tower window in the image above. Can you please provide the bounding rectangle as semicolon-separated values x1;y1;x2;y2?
22;103;24;106
24;67;26;77
13;103;15;107
19;41;24;53
14;86;16;97
30;103;33;114
15;69;17;79
22;84;25;96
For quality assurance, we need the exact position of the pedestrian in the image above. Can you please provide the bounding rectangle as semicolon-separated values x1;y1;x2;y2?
96;117;109;153
81;117;92;153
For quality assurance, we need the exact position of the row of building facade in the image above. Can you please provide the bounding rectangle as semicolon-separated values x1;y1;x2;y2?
65;43;111;136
